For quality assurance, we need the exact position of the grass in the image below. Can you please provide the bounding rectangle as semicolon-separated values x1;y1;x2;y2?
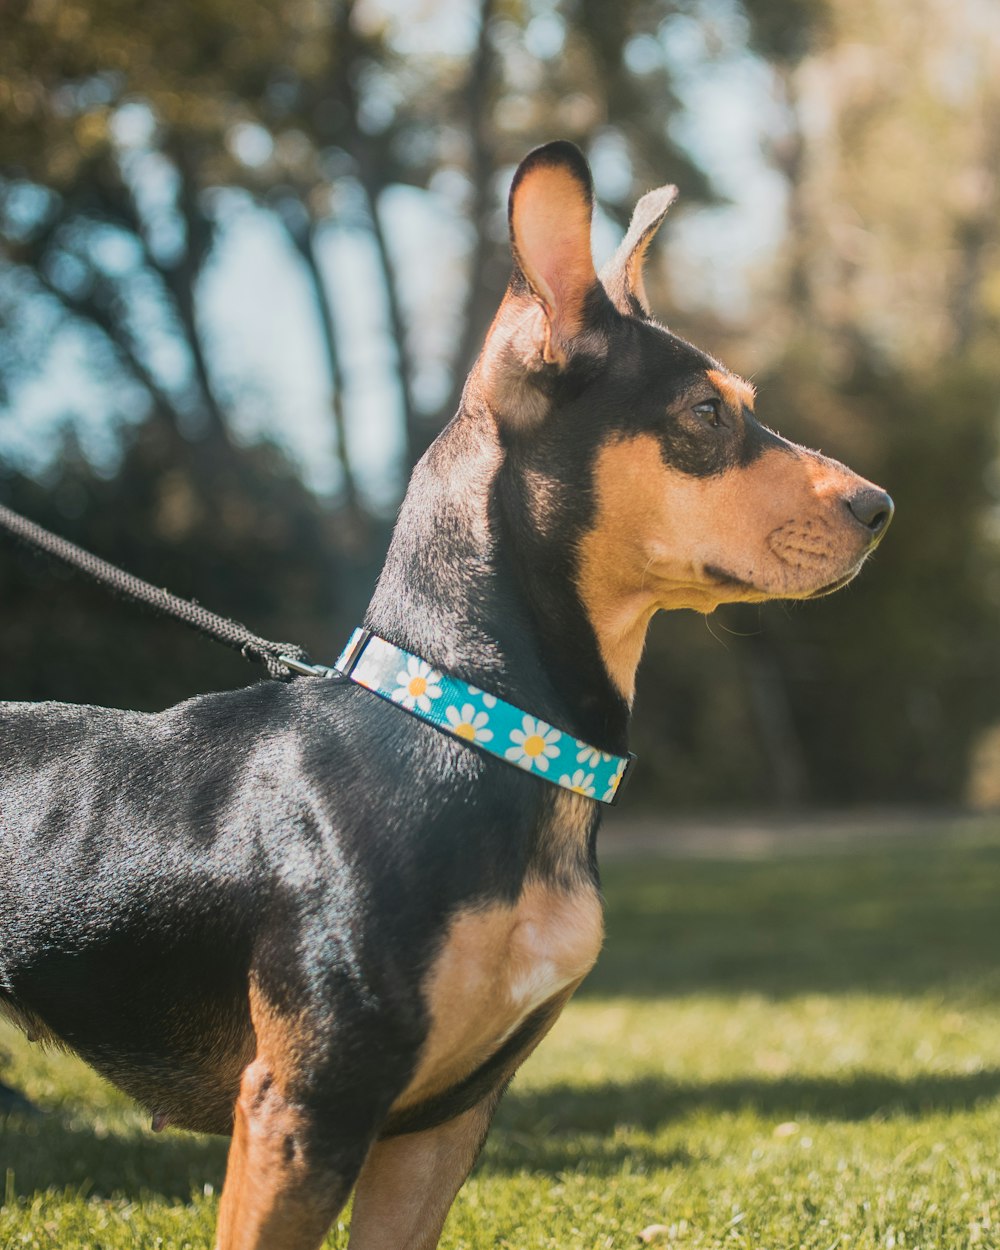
3;822;1000;1248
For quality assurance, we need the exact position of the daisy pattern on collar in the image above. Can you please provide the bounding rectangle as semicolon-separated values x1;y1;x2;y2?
392;657;443;712
335;630;633;804
559;769;596;797
444;703;493;743
576;740;614;769
505;715;563;773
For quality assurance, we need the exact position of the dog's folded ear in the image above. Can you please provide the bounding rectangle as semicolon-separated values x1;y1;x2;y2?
507;141;600;368
599;184;678;317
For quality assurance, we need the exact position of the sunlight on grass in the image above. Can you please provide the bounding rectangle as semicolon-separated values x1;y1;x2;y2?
3;827;1000;1248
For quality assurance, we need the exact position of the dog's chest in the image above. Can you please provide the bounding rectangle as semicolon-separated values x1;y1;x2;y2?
395;878;603;1110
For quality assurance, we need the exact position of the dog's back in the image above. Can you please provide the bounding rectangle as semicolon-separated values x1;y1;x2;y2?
0;690;273;1129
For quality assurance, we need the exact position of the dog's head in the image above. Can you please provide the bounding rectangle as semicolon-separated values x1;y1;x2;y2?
466;141;893;699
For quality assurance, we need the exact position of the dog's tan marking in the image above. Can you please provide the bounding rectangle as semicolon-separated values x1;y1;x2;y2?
393;878;603;1112
577;434;881;700
706;367;756;412
215;1056;348;1250
620;188;677;312
350;1100;496;1250
536;788;598;880
215;994;367;1249
245;985;314;1097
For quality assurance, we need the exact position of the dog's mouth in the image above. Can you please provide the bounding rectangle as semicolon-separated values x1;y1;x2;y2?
703;566;755;592
804;564;865;598
704;558;867;601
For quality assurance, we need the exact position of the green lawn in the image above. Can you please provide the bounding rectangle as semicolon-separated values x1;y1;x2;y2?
3;823;1000;1248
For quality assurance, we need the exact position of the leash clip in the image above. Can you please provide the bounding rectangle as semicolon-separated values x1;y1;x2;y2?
278;654;339;679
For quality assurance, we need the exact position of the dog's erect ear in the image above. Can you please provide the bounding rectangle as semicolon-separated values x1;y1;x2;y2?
599;184;678;317
508;141;599;366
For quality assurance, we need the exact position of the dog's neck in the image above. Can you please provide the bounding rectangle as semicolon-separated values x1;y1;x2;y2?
364;405;631;756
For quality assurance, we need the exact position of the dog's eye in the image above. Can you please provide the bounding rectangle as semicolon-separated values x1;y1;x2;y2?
693;399;723;428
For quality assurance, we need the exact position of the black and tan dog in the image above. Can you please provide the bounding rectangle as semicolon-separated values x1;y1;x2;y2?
0;142;892;1249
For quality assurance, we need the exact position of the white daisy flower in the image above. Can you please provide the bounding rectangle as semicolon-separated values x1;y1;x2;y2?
559;769;596;797
391;657;443;712
576;740;614;768
505;716;563;772
468;685;498;709
444;703;493;744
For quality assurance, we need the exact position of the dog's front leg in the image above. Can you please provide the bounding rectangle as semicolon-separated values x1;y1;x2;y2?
215;1054;372;1250
347;1097;499;1250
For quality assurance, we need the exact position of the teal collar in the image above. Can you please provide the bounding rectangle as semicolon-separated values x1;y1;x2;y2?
335;629;635;805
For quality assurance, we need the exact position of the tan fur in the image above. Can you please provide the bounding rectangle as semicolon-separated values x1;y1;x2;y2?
624;241;653;313
349;1101;496;1250
215;1057;344;1250
393;876;603;1113
577;434;881;700
706;367;756;411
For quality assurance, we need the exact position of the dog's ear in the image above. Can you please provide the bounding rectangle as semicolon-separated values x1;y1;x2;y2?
471;142;605;426
507;140;599;367
599;184;677;317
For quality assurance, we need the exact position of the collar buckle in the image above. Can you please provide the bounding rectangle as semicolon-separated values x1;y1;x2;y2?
608;753;638;807
335;627;373;678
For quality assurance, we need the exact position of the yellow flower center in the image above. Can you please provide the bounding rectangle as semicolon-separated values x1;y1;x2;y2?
408;676;427;697
523;734;546;757
571;785;589;795
455;722;476;741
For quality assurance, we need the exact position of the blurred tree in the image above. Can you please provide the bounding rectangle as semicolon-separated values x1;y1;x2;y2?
754;0;1000;803
629;0;1000;806
0;0;716;494
0;423;364;708
2;0;998;807
0;0;718;705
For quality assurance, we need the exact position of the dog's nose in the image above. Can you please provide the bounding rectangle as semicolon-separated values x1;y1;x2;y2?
846;487;894;537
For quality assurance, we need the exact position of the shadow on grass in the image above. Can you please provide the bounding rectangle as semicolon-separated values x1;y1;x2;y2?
0;1111;227;1202
6;1066;999;1197
481;1132;697;1177
497;1068;1000;1139
480;1066;1000;1175
588;841;1000;1000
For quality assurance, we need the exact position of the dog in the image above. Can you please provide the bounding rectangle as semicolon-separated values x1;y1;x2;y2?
0;141;892;1250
